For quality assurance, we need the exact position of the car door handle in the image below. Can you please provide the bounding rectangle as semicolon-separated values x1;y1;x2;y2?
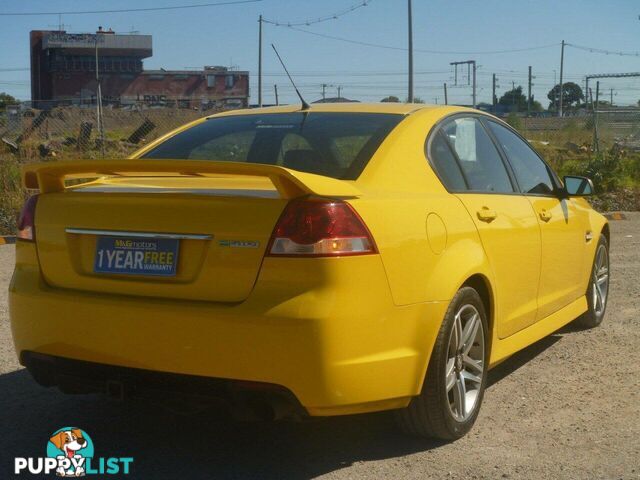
539;210;553;222
477;207;498;222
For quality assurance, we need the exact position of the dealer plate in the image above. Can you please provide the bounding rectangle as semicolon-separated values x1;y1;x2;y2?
94;236;179;276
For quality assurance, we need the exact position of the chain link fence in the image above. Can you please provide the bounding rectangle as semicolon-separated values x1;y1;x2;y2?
0;100;224;159
512;108;640;152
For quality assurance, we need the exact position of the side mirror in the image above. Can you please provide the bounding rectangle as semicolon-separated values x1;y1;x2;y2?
563;175;594;197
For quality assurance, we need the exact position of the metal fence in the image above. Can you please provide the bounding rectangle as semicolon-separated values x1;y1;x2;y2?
0;100;220;159
499;108;640;153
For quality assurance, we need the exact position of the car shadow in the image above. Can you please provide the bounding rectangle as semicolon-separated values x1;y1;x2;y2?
0;368;443;479
1;332;567;479
487;334;562;388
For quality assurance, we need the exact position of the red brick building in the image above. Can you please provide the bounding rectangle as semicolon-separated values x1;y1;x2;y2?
30;29;249;110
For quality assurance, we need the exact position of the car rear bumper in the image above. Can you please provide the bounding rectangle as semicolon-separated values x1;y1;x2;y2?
9;242;447;416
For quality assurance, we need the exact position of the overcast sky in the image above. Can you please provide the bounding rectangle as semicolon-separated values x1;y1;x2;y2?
2;0;640;106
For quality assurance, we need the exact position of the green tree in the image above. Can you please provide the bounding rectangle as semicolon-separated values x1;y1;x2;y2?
407;96;425;104
530;99;543;112
0;92;18;111
498;86;527;111
381;95;400;103
547;82;584;111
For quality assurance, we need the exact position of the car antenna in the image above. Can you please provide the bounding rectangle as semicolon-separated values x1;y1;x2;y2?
271;44;310;110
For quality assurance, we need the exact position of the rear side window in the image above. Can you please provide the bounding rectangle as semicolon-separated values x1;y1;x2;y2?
439;117;514;193
486;121;556;195
142;112;403;180
429;131;467;191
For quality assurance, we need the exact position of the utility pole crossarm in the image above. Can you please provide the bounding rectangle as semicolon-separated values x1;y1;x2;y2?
450;60;476;108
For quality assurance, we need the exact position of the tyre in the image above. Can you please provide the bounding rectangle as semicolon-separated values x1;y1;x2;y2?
574;234;610;329
395;286;488;440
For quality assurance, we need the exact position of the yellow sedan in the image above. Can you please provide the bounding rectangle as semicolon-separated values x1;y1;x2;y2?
10;103;609;439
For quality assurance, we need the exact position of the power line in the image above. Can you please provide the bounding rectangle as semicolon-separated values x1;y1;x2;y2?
279;26;560;55
566;42;640;57
262;1;371;27
0;0;261;16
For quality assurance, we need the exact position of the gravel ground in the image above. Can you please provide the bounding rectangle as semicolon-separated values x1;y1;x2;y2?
0;214;639;479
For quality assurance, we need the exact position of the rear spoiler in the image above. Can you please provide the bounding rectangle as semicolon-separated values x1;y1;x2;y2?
22;159;361;199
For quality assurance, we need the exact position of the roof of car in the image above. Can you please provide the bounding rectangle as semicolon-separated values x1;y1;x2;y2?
211;102;468;118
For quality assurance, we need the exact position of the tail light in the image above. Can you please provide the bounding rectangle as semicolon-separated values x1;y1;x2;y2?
267;197;377;257
17;195;39;241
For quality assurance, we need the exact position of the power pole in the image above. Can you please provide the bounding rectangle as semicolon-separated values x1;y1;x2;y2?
322;83;327;100
472;61;476;108
558;39;565;117
584;78;588;107
443;83;448;105
258;15;263;107
407;0;414;102
527;65;532;115
594;81;600;154
585;77;590;110
610;88;613;106
492;73;497;111
337;86;342;99
274;84;279;105
512;80;516;110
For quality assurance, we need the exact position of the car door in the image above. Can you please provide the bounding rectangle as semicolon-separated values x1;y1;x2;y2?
433;116;541;339
485;120;587;321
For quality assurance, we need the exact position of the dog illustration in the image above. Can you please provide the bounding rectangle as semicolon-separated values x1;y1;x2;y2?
49;429;87;477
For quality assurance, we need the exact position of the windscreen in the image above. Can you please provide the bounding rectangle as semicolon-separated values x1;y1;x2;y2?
141;112;403;180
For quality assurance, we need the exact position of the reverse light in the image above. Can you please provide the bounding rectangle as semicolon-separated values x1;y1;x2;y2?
17;195;38;241
267;197;377;257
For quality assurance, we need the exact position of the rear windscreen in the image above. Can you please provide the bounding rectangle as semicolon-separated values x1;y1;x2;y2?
141;112;403;179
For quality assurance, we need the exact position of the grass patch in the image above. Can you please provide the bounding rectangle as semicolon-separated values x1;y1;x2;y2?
0;153;25;235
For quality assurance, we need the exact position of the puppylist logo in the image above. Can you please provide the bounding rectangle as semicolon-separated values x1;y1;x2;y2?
14;427;134;476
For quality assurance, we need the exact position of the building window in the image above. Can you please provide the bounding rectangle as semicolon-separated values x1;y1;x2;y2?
225;75;235;89
207;75;216;88
148;74;165;80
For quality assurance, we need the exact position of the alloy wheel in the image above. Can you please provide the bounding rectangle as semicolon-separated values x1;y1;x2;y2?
445;304;485;422
592;244;609;317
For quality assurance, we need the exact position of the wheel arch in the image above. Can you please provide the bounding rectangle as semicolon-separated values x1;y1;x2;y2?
601;222;610;245
462;273;494;353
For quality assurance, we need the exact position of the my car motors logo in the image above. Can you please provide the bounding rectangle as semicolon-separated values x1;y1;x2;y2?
14;427;134;476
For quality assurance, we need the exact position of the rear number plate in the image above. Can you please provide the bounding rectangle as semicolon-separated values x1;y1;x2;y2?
94;236;179;276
